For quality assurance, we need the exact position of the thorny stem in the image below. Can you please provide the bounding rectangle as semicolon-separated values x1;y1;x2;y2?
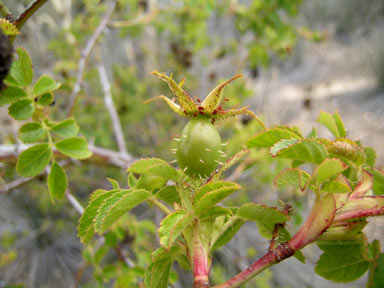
13;0;48;30
212;243;295;288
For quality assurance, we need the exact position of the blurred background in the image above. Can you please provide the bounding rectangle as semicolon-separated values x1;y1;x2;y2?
0;0;384;287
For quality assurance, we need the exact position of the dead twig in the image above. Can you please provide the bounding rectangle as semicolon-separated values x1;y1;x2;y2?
66;1;117;116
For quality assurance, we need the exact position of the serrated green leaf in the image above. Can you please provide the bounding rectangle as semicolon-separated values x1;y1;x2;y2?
315;238;370;282
193;181;240;215
236;204;290;238
8;98;34;120
128;158;179;181
0;19;20;35
19;122;45;143
311;158;348;187
10;48;33;87
320;178;351;194
369;253;384;288
155;185;180;205
0;85;27;105
33;75;60;97
127;173;137;188
307;127;317;138
199;206;232;220
247;128;302;148
365;168;384;196
327;139;366;166
175;254;191;270
94;189;150;233
317;111;346;138
107;178;119;189
78;190;119;243
274;168;310;191
272;139;328;164
364;147;376;167
135;174;167;191
48;162;67;202
51;118;79;138
159;210;193;250
212;218;244;249
16;143;52;177
145;247;175;288
37;92;54;106
270;138;298;156
55;137;92;159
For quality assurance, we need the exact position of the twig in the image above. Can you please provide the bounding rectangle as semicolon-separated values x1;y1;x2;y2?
0;176;32;193
66;1;117;116
0;144;134;169
14;0;48;29
97;60;128;156
65;190;84;214
108;9;158;28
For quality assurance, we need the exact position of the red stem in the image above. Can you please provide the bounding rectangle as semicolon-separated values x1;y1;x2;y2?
212;243;294;288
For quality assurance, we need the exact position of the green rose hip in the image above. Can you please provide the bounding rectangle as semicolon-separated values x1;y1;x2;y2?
147;71;264;178
176;116;221;178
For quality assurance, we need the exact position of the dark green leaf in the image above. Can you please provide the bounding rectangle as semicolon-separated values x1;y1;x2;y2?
9;48;33;87
48;162;67;202
155;185;180;205
193;181;240;215
274;168;310;191
135;174;167;191
236;203;290;238
315;238;370;282
145;247;176;288
247;127;302;148
212;218;244;249
33;75;60;97
128;158;180;181
16;144;52;177
94;189;150;233
317;111;346;138
365;168;384;196
8;98;34;120
320;177;351;194
78;190;120;243
37;92;54;106
55;137;92;159
310;158;348;187
127;173;137;188
369;253;384;288
158;210;193;250
19;122;45;143
271;139;328;164
0;85;27;105
364;147;376;167
107;178;119;189
51;118;79;138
